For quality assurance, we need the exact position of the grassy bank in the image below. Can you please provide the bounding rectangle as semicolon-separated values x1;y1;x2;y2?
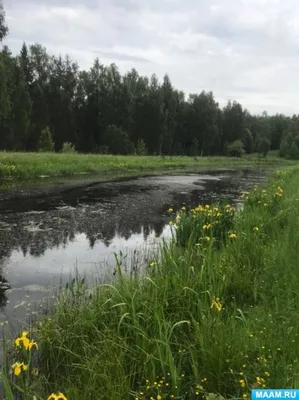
0;151;295;182
3;166;299;399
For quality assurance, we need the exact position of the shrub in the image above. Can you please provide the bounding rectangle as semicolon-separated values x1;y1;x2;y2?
227;140;244;157
103;125;135;155
136;138;148;155
258;136;271;158
243;128;254;153
61;142;76;154
279;140;289;158
289;141;299;160
38;127;54;152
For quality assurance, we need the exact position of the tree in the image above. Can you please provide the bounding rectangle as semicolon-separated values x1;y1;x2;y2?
0;1;8;42
258;137;271;158
136;138;147;155
243;128;253;154
289;142;299;160
103;125;134;155
279;140;289;158
38;127;54;152
227;140;244;157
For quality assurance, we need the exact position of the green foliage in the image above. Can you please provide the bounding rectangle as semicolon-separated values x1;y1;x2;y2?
104;125;135;155
227;140;245;157
37;127;54;152
279;140;289;158
0;0;8;41
190;137;199;156
4;166;299;399
258;136;271;158
136;138;148;155
61;142;76;154
0;0;299;156
289;141;299;160
243;128;253;153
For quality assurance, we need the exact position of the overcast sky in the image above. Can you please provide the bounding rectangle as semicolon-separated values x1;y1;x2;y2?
3;0;299;115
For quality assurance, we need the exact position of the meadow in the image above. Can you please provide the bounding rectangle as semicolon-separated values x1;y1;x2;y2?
0;151;295;182
2;165;299;399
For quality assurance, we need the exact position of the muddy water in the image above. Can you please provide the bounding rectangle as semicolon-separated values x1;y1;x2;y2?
0;169;267;332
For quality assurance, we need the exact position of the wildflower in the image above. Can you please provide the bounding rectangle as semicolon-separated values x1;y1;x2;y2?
265;371;270;377
32;368;39;377
28;340;38;350
48;394;67;400
176;215;181;221
157;396;162;400
211;297;222;311
239;379;246;388
168;208;174;212
243;394;248;398
205;236;211;242
181;206;186;211
217;212;222;217
169;221;173;226
15;331;30;350
12;362;28;376
205;205;210;209
253;227;259;232
229;233;237;239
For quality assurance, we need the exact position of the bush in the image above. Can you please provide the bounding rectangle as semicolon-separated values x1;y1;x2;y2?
61;142;76;154
243;128;253;153
279;140;290;158
289;141;299;160
136;138;148;155
103;125;135;155
227;140;244;157
258;136;271;158
38;127;54;152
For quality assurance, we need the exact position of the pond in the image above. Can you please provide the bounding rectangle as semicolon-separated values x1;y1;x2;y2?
0;168;268;333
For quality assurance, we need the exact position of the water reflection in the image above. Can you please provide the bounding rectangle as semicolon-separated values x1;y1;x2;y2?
0;170;268;323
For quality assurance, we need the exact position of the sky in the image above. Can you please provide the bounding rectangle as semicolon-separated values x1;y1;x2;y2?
3;0;299;115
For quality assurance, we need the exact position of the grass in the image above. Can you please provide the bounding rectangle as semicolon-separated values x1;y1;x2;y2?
3;165;299;399
0;151;296;183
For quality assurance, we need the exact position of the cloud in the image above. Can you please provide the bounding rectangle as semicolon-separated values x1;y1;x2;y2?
3;0;299;114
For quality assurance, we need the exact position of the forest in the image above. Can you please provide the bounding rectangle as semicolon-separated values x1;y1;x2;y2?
0;1;298;159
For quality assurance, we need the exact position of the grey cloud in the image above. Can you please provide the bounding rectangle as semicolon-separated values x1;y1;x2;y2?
4;0;299;114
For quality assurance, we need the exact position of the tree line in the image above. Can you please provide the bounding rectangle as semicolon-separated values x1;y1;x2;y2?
1;2;299;158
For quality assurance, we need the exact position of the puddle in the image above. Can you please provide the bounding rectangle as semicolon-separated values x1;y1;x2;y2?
0;169;268;333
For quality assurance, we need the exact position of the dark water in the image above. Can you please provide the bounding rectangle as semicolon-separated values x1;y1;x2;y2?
0;169;267;332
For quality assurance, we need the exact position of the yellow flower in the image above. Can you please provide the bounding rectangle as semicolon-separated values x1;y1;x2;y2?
243;394;248;398
181;206;186;211
205;236;211;242
157;396;162;400
211;297;222;311
150;262;157;267
32;368;39;377
15;331;30;350
169;221;173;226
253;227;259;232
205;205;209;209
239;379;246;388
264;371;270;377
168;208;174;212
28;340;38;350
48;393;67;400
12;362;28;376
229;233;237;239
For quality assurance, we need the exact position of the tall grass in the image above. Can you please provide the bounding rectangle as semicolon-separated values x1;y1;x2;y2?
3;166;299;399
0;151;295;181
